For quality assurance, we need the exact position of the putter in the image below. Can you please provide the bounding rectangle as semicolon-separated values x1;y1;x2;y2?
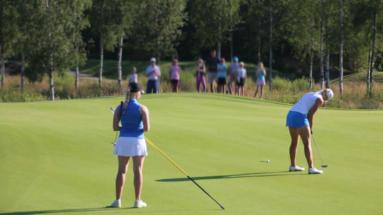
311;135;328;168
110;107;119;145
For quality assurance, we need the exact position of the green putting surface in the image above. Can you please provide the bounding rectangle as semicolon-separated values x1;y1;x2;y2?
0;94;382;215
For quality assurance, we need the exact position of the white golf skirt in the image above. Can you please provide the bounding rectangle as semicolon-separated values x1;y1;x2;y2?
114;137;148;157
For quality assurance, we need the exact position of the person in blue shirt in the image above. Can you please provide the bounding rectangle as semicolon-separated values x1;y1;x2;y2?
110;83;150;208
254;62;266;98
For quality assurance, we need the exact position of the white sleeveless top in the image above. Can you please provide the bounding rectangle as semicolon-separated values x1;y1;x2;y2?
290;92;322;115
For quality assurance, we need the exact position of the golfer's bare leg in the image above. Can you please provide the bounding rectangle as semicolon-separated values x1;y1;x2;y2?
300;127;314;168
133;156;145;200
289;128;300;166
116;156;130;199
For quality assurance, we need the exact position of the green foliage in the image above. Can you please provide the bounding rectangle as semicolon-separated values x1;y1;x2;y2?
189;0;241;50
0;0;19;58
90;0;121;51
0;88;44;102
131;0;187;59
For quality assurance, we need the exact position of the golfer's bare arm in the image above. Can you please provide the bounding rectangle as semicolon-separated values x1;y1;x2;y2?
141;105;150;132
113;108;121;131
307;98;324;132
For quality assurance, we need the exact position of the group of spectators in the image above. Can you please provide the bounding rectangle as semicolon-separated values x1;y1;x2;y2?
127;49;268;97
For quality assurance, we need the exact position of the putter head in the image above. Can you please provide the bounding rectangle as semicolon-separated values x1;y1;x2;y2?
321;164;328;168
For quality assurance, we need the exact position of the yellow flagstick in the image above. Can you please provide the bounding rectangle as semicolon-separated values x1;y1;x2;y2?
145;137;225;210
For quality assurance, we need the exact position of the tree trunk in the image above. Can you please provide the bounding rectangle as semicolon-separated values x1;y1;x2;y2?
49;70;55;101
117;34;123;89
319;0;325;89
75;65;80;90
20;53;25;93
309;47;314;90
257;37;261;63
339;0;344;96
217;42;222;59
325;50;330;88
309;16;314;89
0;45;4;89
367;11;377;97
99;36;104;88
268;0;273;92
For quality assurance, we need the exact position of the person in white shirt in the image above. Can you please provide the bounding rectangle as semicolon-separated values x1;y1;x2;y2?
236;62;246;96
286;88;334;174
145;58;161;94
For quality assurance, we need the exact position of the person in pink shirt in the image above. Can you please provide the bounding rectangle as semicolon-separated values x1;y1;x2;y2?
169;58;181;92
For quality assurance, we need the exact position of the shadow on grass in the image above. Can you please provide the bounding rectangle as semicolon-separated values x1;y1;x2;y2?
0;207;114;215
0;207;219;215
157;171;304;182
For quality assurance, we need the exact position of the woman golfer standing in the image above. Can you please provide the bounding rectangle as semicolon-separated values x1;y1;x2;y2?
110;82;149;208
286;88;334;174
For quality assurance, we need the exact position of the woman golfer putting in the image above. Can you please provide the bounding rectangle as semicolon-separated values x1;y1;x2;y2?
110;82;150;208
286;88;334;174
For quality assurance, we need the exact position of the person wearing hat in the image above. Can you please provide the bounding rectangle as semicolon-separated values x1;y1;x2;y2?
145;57;161;94
286;88;334;174
110;82;150;208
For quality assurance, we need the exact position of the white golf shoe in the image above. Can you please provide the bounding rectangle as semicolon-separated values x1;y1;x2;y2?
133;200;147;208
308;167;323;174
289;165;305;172
109;199;121;208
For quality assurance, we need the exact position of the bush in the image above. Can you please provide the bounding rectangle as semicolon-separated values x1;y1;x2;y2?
0;88;44;102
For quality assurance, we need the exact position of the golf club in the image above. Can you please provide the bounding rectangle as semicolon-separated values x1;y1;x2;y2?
109;107;224;210
145;137;225;210
311;135;328;168
110;107;119;145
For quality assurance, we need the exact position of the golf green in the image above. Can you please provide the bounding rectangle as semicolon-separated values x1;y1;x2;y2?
0;94;382;215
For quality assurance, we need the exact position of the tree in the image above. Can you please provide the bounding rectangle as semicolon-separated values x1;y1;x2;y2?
70;0;92;90
189;0;240;58
27;0;89;100
131;0;187;60
339;0;344;96
0;0;19;89
114;0;136;89
91;0;120;87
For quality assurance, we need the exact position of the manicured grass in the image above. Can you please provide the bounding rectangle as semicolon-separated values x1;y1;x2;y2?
0;94;382;214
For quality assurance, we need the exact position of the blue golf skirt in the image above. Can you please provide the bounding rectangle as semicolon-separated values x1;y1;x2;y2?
286;111;309;128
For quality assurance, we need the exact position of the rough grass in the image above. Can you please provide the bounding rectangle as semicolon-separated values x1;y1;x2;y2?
1;60;382;109
0;94;382;214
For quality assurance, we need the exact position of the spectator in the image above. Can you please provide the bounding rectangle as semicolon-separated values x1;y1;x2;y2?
128;67;138;85
236;62;246;96
254;62;267;98
196;58;206;93
205;50;219;93
145;58;161;94
169;58;181;93
228;56;240;95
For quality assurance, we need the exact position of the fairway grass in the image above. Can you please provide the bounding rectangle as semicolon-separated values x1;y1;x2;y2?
0;94;382;215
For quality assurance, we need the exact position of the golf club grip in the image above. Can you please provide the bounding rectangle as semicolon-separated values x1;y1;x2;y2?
187;176;225;210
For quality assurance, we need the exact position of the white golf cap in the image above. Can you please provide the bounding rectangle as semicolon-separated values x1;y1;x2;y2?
150;57;156;63
324;88;334;101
